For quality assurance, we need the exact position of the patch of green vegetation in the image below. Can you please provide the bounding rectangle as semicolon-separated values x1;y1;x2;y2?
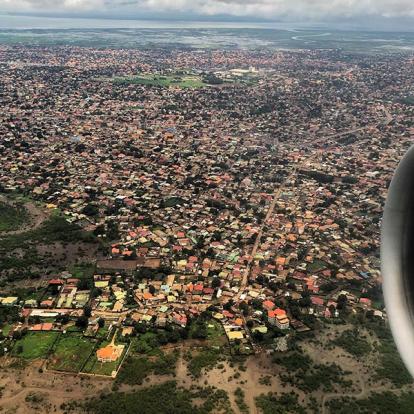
0;323;12;336
12;331;59;359
333;329;372;357
116;351;179;385
187;348;222;378
277;352;352;392
397;95;414;106
69;263;95;280
25;391;45;405
96;324;110;339
161;196;185;208
116;355;151;385
255;392;306;414
113;74;206;88
131;332;160;355
0;214;95;251
0;202;27;232
259;375;272;386
234;388;249;414
328;391;414;414
68;262;96;291
48;333;96;372
0;214;97;274
272;352;312;371
376;340;412;386
306;259;327;273
360;319;413;386
206;320;227;347
74;381;232;414
0;306;19;326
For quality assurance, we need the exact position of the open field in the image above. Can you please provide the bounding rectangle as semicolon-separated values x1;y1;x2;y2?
206;319;228;347
48;333;96;372
68;263;95;281
112;74;207;88
11;332;59;359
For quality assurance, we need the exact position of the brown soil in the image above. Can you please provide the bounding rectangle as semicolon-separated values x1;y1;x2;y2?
0;359;110;413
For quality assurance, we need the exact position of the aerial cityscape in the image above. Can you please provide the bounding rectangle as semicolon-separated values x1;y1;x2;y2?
1;2;414;413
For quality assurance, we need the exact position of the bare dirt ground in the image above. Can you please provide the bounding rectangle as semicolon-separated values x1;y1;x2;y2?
2;241;99;291
301;324;414;413
1;350;289;414
1;328;412;414
118;351;289;414
0;360;111;414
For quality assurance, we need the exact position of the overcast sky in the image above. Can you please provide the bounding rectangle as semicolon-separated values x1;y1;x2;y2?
1;0;414;23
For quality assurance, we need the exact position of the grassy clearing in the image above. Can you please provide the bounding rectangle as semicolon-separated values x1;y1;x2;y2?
306;259;327;273
69;263;95;280
84;357;118;376
0;202;28;232
48;333;96;372
206;320;227;348
12;332;59;359
113;74;206;88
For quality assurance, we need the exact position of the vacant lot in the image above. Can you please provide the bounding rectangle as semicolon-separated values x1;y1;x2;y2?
12;331;59;359
48;333;96;372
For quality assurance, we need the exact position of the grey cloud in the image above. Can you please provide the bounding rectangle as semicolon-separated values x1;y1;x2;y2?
1;0;414;20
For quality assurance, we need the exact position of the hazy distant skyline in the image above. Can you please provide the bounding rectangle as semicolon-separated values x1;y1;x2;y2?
1;1;414;30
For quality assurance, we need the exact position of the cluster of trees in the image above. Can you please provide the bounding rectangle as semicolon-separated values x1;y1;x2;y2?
79;381;232;414
117;351;179;386
333;329;372;358
134;265;172;281
255;392;306;414
202;73;224;85
272;345;354;393
75;305;93;328
300;169;334;184
187;348;222;378
328;391;414;414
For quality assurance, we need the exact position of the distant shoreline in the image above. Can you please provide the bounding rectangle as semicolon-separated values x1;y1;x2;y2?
0;14;413;33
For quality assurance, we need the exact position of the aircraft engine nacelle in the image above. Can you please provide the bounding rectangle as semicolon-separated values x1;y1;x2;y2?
382;144;414;377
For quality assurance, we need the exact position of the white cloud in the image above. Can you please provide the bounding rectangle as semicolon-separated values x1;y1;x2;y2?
1;0;414;19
